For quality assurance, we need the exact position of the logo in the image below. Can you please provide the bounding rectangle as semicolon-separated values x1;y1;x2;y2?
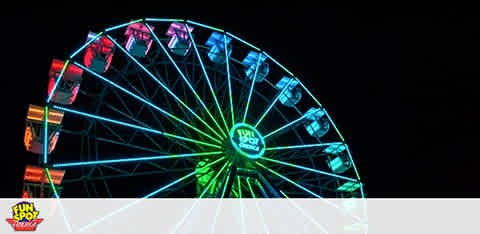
230;123;265;159
6;201;44;231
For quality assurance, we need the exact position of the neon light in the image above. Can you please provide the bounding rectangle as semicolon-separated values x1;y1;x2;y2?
52;151;223;168
52;105;222;149
265;142;341;151
145;18;184;22
345;144;361;181
224;34;235;127
279;190;329;233
246;178;256;198
263;108;322;139
323;109;345;142
45;168;72;232
262;51;295;77
226;32;260;51
124;27;227;140
47;60;70;103
199;161;229;198
256;162;322;198
186;24;229;133
105;19;143;32
230;123;265;159
79;157;225;232
242;53;261;123
186;20;224;32
260;157;358;182
73;61;221;144
69;32;103;59
43;106;48;164
254;78;295;128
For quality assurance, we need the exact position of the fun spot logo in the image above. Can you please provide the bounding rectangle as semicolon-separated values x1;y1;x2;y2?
5;201;44;231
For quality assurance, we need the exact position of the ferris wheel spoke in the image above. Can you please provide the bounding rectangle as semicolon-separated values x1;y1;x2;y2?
279;191;329;234
254;77;295;128
53;105;222;149
265;142;341;152
44;168;73;232
224;34;235;128
74;61;222;145
186;24;230;133
78;156;225;232
143;26;228;138
238;177;247;234
105;35;225;141
51;151;224;168
259;157;358;182
247;179;271;234
263;108;323;139
242;54;262;123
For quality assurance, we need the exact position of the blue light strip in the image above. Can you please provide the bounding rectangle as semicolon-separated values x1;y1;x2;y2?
256;162;322;199
79;157;225;232
279;190;329;233
52;151;224;168
105;19;143;32
69;32;103;59
43;106;48;164
323;109;345;142
226;32;260;51
224;34;235;127
262;52;295;77
265;142;342;151
344;144;361;181
146;26;228;139
186;20;224;32
186;24;230;132
47;60;70;103
242;54;262;123
254;78;295;128
52;105;222;149
260;157;358;182
145;18;184;22
73;61;222;145
263;109;322;139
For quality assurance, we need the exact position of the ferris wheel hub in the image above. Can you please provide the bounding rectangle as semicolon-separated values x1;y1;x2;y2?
227;123;265;160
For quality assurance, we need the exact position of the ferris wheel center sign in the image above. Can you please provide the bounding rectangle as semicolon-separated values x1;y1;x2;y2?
230;123;265;159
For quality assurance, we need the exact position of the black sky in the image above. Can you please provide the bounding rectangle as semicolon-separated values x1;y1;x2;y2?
3;8;479;197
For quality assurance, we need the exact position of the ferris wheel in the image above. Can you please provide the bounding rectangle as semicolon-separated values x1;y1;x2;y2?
22;18;364;201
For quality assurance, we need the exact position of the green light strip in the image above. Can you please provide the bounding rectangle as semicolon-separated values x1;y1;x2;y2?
144;24;227;139
255;180;267;197
105;19;143;32
43;106;48;164
224;34;235;127
221;166;231;198
199;161;229;198
186;24;230;133
260;157;358;182
186;20;224;32
254;78;295;128
243;54;262;123
44;168;59;197
53;105;222;149
74;61;222;145
246;178;256;198
265;142;342;151
263;108;322;139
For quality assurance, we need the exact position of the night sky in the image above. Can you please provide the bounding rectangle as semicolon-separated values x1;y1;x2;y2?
3;8;479;198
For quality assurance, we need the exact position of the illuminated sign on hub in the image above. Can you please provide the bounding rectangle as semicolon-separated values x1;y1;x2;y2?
230;123;265;159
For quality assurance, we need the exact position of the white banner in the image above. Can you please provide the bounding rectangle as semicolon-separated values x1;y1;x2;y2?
1;199;478;233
